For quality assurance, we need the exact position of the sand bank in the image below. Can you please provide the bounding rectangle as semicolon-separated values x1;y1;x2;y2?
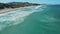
0;6;39;14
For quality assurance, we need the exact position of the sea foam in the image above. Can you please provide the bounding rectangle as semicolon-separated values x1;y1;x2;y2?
0;6;42;30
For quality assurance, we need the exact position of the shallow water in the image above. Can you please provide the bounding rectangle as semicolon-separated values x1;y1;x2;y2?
0;5;60;34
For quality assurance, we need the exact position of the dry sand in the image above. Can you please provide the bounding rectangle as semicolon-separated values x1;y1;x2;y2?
0;6;38;14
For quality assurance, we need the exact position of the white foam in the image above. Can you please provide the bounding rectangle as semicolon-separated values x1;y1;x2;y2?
34;5;42;9
0;11;34;30
0;6;42;31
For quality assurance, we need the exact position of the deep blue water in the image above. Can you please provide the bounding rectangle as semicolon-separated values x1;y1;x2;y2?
0;5;60;34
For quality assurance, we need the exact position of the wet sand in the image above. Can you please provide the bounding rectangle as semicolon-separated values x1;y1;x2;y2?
0;6;39;14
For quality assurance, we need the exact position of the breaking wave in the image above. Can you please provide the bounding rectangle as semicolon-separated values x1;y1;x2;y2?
1;5;60;34
0;5;44;30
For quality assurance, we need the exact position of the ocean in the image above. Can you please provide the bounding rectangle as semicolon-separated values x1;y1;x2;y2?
0;5;60;34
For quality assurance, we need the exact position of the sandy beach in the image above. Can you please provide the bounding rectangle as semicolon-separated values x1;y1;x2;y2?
0;6;39;14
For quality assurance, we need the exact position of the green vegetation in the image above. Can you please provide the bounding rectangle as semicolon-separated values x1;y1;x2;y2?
0;2;40;9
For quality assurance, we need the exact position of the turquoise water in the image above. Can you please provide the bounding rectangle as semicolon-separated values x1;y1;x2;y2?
0;5;60;34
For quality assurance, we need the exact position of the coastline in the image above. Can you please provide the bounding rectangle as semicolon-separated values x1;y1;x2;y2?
0;5;40;14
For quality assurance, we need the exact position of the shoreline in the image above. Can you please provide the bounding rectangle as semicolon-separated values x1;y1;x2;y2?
0;5;40;14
